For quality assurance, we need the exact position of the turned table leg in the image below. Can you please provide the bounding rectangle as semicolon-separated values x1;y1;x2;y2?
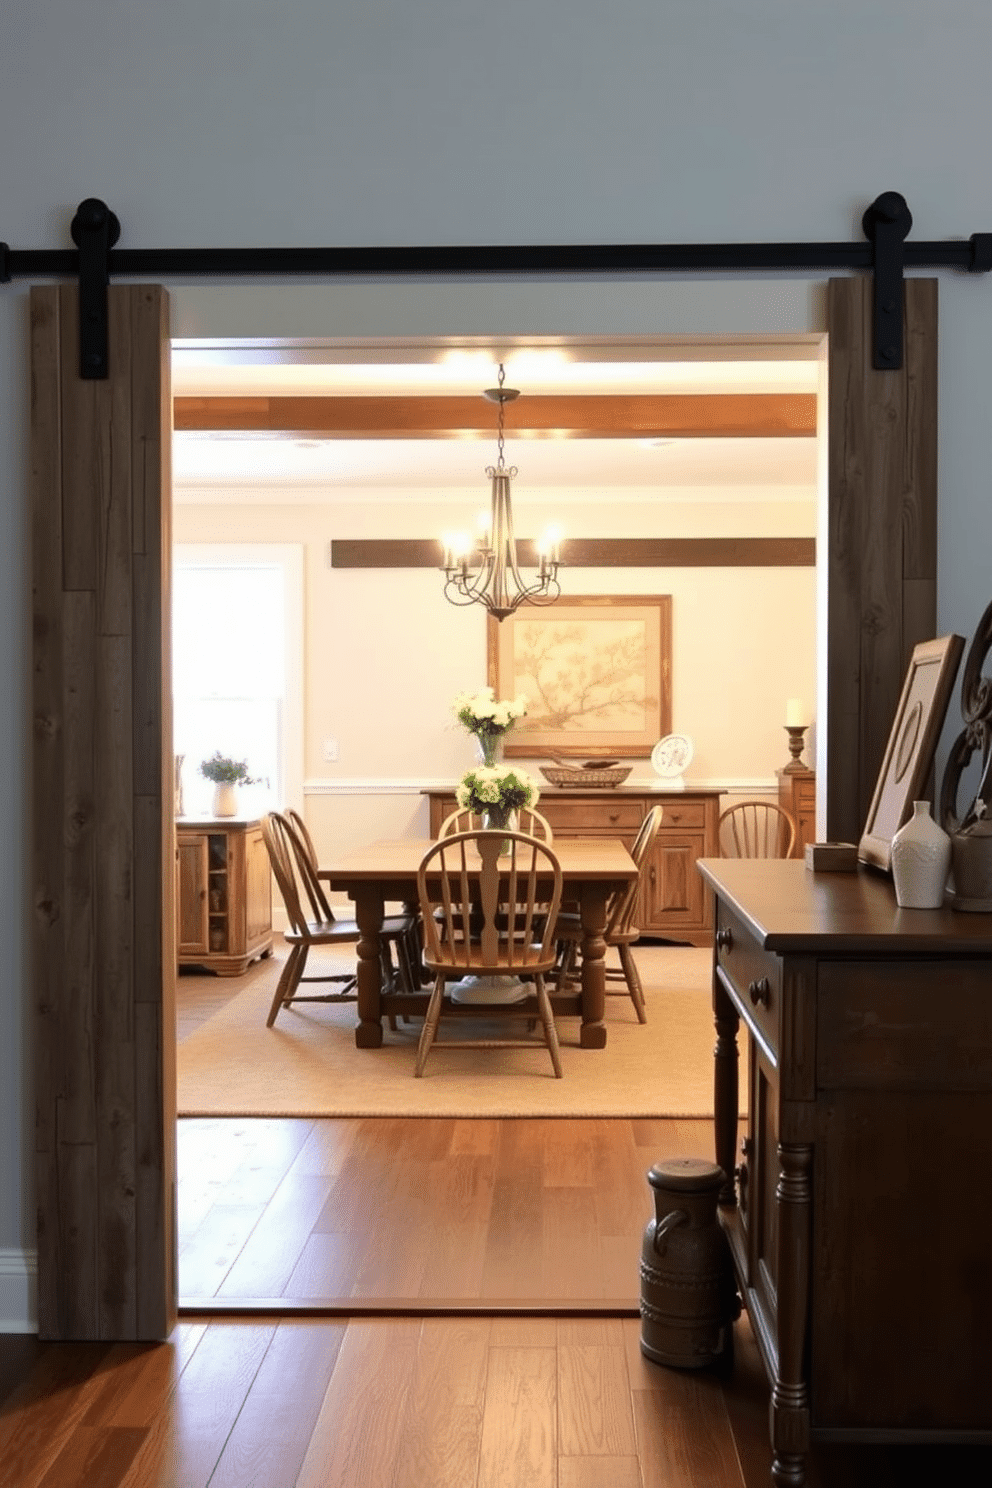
353;886;386;1048
578;884;608;1049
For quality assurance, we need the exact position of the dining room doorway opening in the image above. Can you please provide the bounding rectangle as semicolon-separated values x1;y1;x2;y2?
169;313;827;1310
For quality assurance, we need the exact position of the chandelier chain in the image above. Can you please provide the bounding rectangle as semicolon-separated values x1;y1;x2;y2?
496;362;506;469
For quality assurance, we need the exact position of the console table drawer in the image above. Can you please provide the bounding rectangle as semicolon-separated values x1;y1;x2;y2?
817;959;992;1089
715;904;782;1055
539;797;646;832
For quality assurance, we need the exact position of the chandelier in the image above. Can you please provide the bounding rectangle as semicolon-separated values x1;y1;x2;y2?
441;363;563;621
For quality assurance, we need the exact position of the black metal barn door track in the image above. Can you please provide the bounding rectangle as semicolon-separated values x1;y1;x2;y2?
2;191;990;379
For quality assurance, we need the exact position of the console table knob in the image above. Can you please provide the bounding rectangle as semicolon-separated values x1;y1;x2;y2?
748;976;770;1008
715;927;733;951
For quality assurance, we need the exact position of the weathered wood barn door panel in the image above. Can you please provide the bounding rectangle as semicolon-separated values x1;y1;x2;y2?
826;276;938;844
31;283;175;1340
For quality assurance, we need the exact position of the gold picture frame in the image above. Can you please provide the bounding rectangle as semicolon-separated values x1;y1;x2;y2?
857;632;965;870
487;595;672;759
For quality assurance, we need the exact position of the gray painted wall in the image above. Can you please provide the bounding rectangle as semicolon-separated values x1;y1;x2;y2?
3;1;991;1325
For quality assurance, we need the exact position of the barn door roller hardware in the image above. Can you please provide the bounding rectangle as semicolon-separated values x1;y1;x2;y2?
2;192;990;380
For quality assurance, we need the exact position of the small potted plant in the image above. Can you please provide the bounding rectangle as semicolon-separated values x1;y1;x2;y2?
452;686;529;766
199;751;262;817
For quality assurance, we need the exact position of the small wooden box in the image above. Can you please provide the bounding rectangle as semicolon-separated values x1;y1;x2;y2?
805;841;859;872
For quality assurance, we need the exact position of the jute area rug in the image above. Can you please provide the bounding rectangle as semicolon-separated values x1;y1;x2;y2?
177;944;727;1119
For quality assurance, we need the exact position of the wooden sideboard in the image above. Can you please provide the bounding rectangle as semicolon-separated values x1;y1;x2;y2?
777;765;815;858
697;856;992;1487
176;817;273;975
425;785;719;945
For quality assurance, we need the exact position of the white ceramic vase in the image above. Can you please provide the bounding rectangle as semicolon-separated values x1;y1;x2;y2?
212;781;238;817
890;800;951;908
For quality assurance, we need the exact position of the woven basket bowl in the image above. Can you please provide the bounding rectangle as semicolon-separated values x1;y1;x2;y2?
539;765;632;789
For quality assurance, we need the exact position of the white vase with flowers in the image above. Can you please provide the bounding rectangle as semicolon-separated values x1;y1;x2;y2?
199;751;263;818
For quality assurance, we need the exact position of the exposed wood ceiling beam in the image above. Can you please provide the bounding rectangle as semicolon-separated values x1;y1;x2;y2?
173;392;816;439
330;537;816;568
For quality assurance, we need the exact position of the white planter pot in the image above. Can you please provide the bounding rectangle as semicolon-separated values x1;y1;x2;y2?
212;781;238;817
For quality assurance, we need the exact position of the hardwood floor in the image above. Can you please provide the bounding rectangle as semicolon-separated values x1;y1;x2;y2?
2;1313;987;1488
176;954;725;1309
177;1115;714;1308
0;963;956;1482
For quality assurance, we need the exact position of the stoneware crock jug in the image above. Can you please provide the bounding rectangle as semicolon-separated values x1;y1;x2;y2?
639;1157;738;1369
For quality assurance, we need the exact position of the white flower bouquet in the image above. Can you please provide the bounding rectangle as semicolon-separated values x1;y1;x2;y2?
455;763;540;821
452;686;528;765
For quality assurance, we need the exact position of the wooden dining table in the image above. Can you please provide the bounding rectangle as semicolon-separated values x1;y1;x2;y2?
321;836;638;1049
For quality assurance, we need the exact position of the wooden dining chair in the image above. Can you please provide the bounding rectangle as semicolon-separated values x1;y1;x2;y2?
285;805;422;996
552;804;664;1024
261;811;418;1028
437;805;554;842
718;800;796;859
415;829;565;1078
432;807;554;959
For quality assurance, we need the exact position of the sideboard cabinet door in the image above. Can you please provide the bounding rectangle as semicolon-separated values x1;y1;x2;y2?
176;833;209;956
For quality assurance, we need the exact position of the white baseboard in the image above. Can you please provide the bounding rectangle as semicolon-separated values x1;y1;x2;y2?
0;1248;38;1333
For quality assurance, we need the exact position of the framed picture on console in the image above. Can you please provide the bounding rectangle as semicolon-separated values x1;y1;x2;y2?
858;632;965;870
487;594;672;759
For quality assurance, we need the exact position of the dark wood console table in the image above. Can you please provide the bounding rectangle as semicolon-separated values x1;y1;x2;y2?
697;857;992;1488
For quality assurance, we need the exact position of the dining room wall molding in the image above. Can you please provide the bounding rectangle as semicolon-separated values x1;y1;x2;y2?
302;775;778;795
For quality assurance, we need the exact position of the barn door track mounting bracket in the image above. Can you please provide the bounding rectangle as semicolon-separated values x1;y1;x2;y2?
2;191;990;379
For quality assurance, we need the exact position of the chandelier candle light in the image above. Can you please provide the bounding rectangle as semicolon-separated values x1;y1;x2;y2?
441;362;563;620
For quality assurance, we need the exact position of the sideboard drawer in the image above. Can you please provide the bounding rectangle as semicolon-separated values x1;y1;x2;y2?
715;903;782;1056
539;796;646;833
792;783;816;819
656;800;707;831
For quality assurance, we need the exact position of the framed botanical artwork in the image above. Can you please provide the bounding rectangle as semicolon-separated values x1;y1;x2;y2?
857;632;965;870
487;595;672;759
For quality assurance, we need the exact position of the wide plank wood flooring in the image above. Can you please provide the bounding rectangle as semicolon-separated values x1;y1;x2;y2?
178;1114;715;1308
2;1312;988;1488
177;953;728;1309
16;965;950;1482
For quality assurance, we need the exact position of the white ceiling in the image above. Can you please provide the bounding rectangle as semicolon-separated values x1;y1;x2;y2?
171;342;821;496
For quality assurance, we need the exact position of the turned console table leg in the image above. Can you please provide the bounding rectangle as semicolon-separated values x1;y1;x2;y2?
713;970;740;1207
770;1142;812;1488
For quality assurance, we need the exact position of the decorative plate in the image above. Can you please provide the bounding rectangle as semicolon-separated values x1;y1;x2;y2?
651;734;694;779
